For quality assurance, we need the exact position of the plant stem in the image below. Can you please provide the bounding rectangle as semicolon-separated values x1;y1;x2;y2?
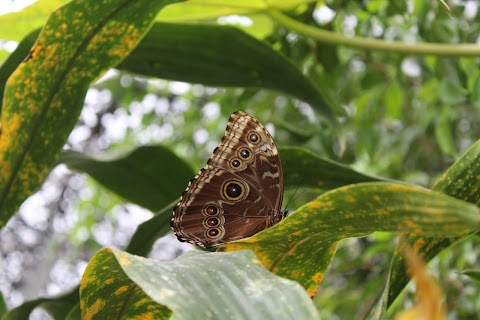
269;10;480;57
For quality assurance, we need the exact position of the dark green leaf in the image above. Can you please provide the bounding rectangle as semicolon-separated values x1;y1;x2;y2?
281;146;389;190
125;204;175;256
64;303;81;320
59;146;194;212
1;287;78;320
117;22;332;118
461;269;480;283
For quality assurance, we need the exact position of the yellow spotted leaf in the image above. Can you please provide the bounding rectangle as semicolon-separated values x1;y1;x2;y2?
386;139;480;307
80;248;319;319
222;182;480;296
0;0;182;226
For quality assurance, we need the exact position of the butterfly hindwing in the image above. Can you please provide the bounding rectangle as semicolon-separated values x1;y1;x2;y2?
171;111;286;248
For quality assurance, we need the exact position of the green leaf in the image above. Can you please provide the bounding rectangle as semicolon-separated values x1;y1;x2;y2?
125;205;174;256
223;182;480;296
59;146;194;212
384;82;403;119
0;292;6;318
386;139;480;307
157;0;318;22
281;146;388;191
117;22;332;117
80;248;319;320
438;79;468;105
434;107;457;158
1;287;78;320
461;269;480;283
0;0;65;41
64;303;81;320
436;0;452;17
471;73;480;108
0;0;182;227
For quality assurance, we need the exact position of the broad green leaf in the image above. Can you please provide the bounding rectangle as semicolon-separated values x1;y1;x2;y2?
117;22;332;117
223;182;480;296
281;146;387;190
0;0;181;227
59;146;194;212
0;0;65;41
386;139;480;307
461;269;480;283
80;248;319;320
0;29;41;113
157;0;319;22
1;287;78;320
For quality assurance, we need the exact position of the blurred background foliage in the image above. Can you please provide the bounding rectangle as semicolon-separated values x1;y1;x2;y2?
1;0;480;319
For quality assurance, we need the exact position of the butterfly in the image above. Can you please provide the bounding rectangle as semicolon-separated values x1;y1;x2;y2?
170;111;287;248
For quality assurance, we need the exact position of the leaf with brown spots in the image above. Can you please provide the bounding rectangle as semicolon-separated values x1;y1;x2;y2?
222;182;480;296
0;0;182;226
80;248;319;319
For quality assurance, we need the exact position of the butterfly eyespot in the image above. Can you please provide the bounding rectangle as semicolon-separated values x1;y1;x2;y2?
238;148;252;160
223;180;246;201
230;158;242;168
204;205;220;216
248;131;260;144
204;217;221;227
206;228;222;239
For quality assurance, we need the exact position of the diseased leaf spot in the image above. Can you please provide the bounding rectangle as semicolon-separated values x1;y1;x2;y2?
114;285;129;295
83;299;106;320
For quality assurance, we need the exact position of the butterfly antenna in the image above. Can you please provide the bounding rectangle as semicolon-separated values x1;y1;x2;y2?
283;178;304;211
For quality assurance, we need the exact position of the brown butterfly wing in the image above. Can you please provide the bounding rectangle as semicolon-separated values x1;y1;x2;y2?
171;111;285;248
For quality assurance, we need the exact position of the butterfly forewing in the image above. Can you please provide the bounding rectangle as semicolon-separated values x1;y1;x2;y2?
171;111;285;248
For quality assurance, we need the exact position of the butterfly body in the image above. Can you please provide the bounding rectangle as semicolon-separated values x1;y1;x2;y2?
171;111;287;248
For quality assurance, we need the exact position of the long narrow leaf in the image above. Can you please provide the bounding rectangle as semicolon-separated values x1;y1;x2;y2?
0;0;181;226
1;287;78;320
0;29;41;113
117;22;332;117
281;146;387;190
59;146;194;212
386;139;480;306
223;182;480;296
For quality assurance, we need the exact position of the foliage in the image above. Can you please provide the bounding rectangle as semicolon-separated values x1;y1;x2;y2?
1;0;480;319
